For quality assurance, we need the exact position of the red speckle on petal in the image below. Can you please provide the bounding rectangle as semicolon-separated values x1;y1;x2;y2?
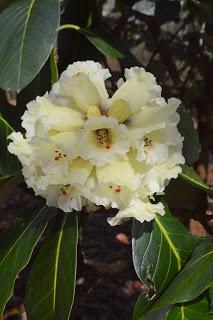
115;186;121;193
55;156;59;161
105;144;110;150
62;190;67;196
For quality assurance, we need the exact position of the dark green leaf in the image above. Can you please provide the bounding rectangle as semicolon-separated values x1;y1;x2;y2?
59;24;124;59
25;212;78;320
164;296;212;320
209;284;213;309
149;240;213;313
132;202;195;319
177;106;200;164
133;295;153;320
0;0;16;11
0;0;60;92
0;200;51;317
180;164;213;195
0;116;20;178
85;33;124;59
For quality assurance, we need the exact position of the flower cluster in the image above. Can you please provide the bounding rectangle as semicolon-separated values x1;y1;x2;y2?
8;61;184;225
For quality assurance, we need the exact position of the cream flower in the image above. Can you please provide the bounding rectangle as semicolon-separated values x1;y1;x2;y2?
108;197;165;226
8;60;185;225
78;116;130;166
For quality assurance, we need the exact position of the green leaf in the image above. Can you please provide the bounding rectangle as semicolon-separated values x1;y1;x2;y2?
0;0;60;92
84;32;124;59
59;24;124;59
0;0;16;10
50;48;59;85
132;202;195;320
133;295;153;320
0;116;20;178
177;106;201;164
25;212;78;320
0;200;51;317
164;296;212;320
209;284;213;310
180;164;213;195
149;240;213;313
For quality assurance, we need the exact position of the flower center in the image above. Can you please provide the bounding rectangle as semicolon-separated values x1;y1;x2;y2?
144;137;152;148
54;148;67;161
60;184;71;196
95;128;112;149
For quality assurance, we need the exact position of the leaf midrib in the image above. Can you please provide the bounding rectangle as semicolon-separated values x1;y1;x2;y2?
52;214;67;314
155;217;181;271
18;0;37;89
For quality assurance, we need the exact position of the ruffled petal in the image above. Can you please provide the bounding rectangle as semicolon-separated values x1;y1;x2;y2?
111;67;161;113
108;198;165;226
51;61;111;112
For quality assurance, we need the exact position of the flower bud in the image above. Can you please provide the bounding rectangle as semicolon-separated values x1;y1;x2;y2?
108;99;131;122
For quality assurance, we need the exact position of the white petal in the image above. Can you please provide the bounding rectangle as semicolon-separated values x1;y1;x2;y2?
51;61;111;112
96;158;141;190
111;67;161;113
7;132;32;166
22;96;84;139
108;198;165;225
78;116;130;166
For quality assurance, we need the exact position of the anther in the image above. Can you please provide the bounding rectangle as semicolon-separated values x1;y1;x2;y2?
115;186;121;193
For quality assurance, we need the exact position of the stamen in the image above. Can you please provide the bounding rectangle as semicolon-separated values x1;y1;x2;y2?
144;136;152;148
115;186;121;193
54;148;67;160
61;184;71;196
95;128;111;148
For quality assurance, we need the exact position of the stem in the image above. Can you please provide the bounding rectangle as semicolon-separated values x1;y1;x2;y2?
50;47;58;85
59;24;80;31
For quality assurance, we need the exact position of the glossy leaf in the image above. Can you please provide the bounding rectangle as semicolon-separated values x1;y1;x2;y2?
0;200;51;317
180;164;213;195
132;202;204;320
0;116;20;178
25;212;78;320
0;0;60;92
133;295;153;320
149;240;213;313
164;296;212;320
178;106;200;164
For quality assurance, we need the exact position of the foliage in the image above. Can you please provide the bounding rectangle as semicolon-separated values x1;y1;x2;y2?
0;0;212;319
